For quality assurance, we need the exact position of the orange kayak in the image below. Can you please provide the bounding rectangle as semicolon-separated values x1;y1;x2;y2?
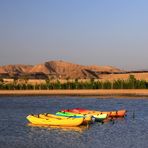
61;108;127;118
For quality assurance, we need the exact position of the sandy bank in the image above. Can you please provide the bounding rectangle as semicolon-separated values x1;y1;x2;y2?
0;89;148;97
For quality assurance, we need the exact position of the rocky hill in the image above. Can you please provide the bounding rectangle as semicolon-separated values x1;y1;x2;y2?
0;65;33;74
0;60;122;79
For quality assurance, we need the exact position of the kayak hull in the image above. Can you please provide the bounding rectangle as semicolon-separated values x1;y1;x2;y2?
26;114;84;127
61;108;127;118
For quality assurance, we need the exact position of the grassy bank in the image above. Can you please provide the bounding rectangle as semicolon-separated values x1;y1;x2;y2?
0;89;148;97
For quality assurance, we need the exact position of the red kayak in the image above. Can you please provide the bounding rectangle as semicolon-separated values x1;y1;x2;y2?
61;108;127;118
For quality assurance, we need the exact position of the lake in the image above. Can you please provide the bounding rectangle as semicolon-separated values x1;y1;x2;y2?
0;96;148;148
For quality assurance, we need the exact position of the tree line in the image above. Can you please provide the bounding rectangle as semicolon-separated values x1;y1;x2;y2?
0;75;148;90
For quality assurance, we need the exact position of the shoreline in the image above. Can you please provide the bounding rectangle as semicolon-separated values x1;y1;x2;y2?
0;89;148;97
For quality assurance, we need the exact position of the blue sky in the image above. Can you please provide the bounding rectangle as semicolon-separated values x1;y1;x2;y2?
0;0;148;70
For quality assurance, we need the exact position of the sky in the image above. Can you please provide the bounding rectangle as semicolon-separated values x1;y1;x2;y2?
0;0;148;70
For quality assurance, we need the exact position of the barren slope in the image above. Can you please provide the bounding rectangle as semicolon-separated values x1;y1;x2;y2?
0;60;122;79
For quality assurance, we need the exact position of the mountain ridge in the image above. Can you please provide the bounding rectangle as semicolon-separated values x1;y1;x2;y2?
0;60;122;79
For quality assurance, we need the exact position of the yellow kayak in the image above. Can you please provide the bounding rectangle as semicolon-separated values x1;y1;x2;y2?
26;114;84;127
39;113;93;125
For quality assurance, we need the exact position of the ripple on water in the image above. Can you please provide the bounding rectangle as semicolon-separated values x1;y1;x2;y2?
0;96;148;148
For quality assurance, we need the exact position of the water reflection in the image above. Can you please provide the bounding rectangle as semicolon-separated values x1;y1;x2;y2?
27;123;88;133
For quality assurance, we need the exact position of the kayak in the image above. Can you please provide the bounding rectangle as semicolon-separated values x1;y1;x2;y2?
55;111;94;124
56;111;107;122
26;114;84;127
61;108;127;117
56;111;87;117
39;113;92;125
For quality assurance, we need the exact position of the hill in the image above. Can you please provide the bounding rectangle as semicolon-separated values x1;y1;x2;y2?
0;60;122;79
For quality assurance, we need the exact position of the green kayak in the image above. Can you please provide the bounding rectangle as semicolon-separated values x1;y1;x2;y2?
56;111;84;117
56;111;107;122
56;111;94;124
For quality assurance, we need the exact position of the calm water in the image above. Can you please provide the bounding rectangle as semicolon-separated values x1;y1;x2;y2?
0;96;148;148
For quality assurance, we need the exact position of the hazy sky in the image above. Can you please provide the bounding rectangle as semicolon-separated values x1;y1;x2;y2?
0;0;148;70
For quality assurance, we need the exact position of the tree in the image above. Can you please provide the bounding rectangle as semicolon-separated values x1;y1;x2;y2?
54;80;61;89
74;78;79;89
135;80;146;89
113;79;124;89
103;81;111;89
128;75;136;89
